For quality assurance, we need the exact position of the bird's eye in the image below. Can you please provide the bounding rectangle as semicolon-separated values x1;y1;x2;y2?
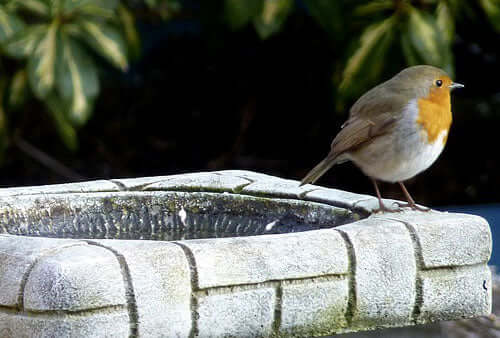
435;79;443;87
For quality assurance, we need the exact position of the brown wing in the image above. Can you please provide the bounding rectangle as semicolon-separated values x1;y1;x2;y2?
330;80;411;156
348;74;412;120
330;113;397;156
300;89;405;186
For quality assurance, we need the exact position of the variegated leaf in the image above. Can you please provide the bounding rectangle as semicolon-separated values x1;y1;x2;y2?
46;94;78;150
401;30;420;66
49;0;64;16
408;8;441;66
144;0;180;20
16;0;50;17
118;4;140;60
4;24;47;59
340;17;395;96
225;0;262;30
0;5;24;43
407;7;453;76
253;0;293;39
303;0;343;38
8;69;29;109
63;23;82;37
353;0;394;16
436;1;455;45
56;36;98;125
78;20;128;70
28;22;60;98
61;0;118;18
480;0;500;32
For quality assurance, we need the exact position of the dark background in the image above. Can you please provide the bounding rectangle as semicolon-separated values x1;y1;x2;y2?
2;2;500;209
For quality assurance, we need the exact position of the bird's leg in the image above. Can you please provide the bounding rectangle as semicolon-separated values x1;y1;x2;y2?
395;182;430;212
371;178;397;213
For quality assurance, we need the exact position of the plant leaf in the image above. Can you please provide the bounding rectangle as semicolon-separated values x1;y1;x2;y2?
77;19;128;70
4;24;47;59
8;69;29;109
225;0;262;30
353;0;394;17
480;0;500;32
0;5;24;43
56;35;99;125
253;0;293;39
145;0;181;20
45;94;78;151
303;0;343;38
49;0;64;16
407;7;453;76
340;16;395;98
118;4;140;60
16;0;50;17
401;29;420;66
436;2;455;45
61;0;118;18
28;21;60;98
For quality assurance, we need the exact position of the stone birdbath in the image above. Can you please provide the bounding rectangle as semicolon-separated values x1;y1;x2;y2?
0;170;492;337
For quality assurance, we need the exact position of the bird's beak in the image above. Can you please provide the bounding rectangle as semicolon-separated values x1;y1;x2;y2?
449;82;464;90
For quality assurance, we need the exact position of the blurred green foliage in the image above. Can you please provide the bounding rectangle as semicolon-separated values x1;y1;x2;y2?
0;0;136;153
0;0;498;160
224;0;500;104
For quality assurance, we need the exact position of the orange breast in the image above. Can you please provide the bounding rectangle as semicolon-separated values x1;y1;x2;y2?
417;88;452;144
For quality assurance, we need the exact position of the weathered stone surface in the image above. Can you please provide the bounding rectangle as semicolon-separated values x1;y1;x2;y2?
0;235;84;307
112;171;256;192
337;217;417;329
335;323;443;338
0;171;493;337
440;267;500;338
0;180;119;197
280;277;350;336
91;239;192;337
182;229;348;289
0;191;358;240
419;264;492;323
240;176;316;198
197;287;276;338
111;175;174;190
381;211;491;268
143;172;251;192
215;170;276;182
351;197;403;213
0;310;129;338
304;188;373;209
24;245;126;311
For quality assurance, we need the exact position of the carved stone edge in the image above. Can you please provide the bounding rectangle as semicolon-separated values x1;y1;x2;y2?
0;170;492;337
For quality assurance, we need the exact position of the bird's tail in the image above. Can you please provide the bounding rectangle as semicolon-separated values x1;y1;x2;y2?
300;152;338;186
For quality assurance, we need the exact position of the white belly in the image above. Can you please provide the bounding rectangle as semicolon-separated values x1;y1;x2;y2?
347;100;448;182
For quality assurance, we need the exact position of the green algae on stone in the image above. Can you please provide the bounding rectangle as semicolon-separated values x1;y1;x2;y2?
0;191;363;240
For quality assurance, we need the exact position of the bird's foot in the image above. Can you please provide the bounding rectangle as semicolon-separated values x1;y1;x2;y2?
394;202;430;212
372;201;402;213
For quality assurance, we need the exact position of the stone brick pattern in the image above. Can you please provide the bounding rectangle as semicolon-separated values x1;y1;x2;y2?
0;170;492;337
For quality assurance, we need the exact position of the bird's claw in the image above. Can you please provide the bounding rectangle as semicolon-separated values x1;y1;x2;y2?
372;202;403;213
393;201;430;212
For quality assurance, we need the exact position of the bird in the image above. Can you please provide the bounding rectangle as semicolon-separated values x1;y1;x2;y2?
300;65;463;212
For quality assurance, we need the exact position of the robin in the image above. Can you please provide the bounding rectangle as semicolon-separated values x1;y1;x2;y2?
300;65;464;212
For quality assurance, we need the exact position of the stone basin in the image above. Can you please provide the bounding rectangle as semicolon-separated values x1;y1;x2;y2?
0;170;492;337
